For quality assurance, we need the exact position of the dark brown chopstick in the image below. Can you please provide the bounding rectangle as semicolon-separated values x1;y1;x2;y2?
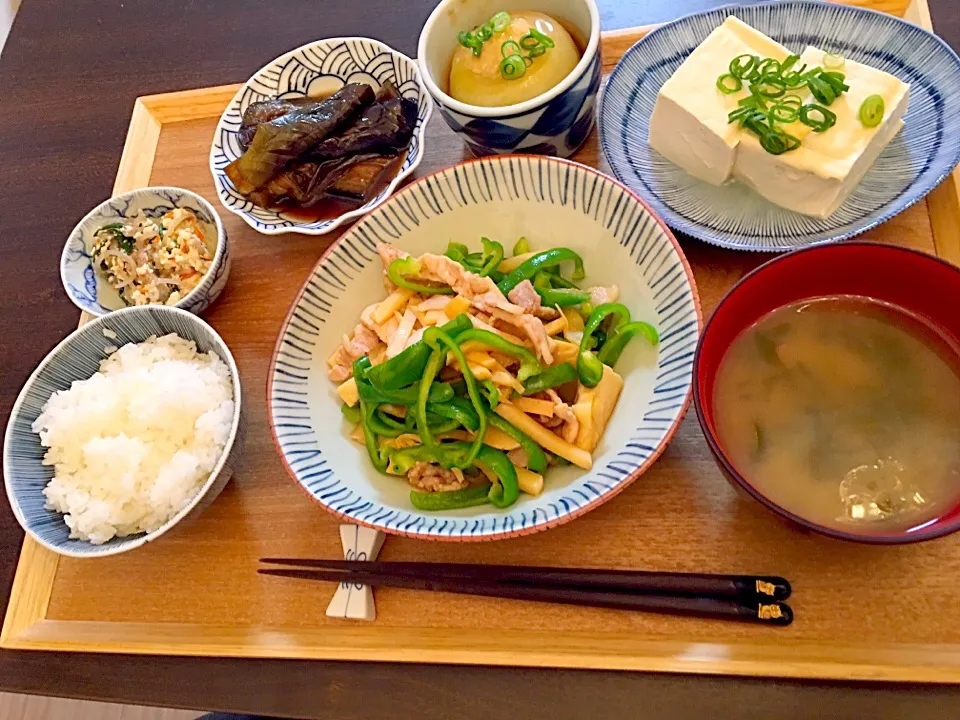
260;558;791;602
257;564;793;626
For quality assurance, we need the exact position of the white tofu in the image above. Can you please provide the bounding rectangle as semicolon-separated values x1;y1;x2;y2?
648;22;911;218
734;46;910;218
648;16;792;185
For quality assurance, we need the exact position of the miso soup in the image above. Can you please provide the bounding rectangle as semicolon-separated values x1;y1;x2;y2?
713;295;960;533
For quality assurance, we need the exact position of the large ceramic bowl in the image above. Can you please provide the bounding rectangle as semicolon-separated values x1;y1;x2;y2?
4;306;246;558
268;155;703;541
61;187;230;317
600;0;960;251
210;37;432;236
418;0;601;157
694;242;960;544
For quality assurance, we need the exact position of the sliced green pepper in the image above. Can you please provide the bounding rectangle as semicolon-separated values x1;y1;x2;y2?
480;379;500;409
364;313;471;390
578;303;633;388
340;403;361;424
410;483;493;511
387;257;454;295
535;287;592;307
423;401;547;475
420;328;487;467
597;321;659;366
445;242;470;263
356;378;454;407
390;442;519;509
453;328;541;381
497;248;586;294
512;236;530;255
577;350;605;388
488;415;546;474
479;237;504;277
521;363;577;396
354;359;389;473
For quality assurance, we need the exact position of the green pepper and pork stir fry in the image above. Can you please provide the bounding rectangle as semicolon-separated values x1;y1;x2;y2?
327;240;658;510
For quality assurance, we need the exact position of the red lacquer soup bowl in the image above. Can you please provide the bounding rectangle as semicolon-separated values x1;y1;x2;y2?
693;242;960;544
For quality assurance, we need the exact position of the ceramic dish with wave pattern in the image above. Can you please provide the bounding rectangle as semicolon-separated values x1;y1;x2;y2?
268;155;702;541
210;37;432;236
599;1;960;251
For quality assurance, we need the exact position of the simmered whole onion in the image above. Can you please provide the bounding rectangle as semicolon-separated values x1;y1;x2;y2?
449;11;581;107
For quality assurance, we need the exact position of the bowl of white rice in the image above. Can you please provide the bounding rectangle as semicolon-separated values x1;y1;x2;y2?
3;305;245;557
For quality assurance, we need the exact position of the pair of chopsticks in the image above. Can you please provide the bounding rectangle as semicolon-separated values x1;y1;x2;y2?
259;559;793;625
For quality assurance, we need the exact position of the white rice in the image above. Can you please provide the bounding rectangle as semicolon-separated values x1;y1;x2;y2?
32;333;234;544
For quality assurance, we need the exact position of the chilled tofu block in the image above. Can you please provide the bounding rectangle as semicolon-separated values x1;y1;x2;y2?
648;16;792;185
734;46;910;218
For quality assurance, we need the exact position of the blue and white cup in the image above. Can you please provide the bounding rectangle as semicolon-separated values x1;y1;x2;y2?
418;0;601;158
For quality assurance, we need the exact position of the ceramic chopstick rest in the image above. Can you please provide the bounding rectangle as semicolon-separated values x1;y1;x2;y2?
325;525;387;620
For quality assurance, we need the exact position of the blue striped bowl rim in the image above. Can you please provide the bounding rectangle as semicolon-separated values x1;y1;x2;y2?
209;37;433;237
267;154;703;541
599;0;960;251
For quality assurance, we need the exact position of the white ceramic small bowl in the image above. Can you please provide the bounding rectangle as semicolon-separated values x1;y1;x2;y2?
61;186;230;317
418;0;601;157
3;305;246;558
210;37;433;236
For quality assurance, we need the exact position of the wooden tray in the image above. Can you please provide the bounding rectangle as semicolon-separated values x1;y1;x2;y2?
6;0;960;682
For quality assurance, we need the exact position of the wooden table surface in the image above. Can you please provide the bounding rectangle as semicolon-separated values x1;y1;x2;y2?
2;1;959;717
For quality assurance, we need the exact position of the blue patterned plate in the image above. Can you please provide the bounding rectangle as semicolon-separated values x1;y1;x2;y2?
599;1;960;251
210;37;433;236
268;155;703;541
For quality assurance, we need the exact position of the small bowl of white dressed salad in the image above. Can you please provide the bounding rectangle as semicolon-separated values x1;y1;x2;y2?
61;186;230;316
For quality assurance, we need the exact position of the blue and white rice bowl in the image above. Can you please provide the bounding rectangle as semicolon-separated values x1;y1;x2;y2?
268;155;702;541
418;0;601;158
61;186;230;317
599;0;960;251
210;37;433;236
3;306;246;558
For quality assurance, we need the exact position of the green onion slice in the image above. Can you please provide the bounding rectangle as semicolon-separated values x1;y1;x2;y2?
806;74;837;105
527;44;547;58
523;55;533;67
859;94;885;127
528;27;555;48
729;54;759;79
476;24;493;41
799;103;837;132
501;40;521;58
769;102;800;123
760;129;801;155
753;79;786;98
490;11;511;32
780;54;801;74
500;53;526;80
716;73;743;94
823;51;845;69
519;33;541;50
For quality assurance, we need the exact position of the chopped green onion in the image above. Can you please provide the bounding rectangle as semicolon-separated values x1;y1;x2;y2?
780;54;800;74
528;45;546;58
490;11;511;32
799;103;837;132
823;51;845;69
759;129;801;155
716;73;743;94
779;93;803;108
781;65;808;87
859;94;885;127
729;54;758;79
501;40;521;58
806;74;837;105
821;71;849;94
523;56;533;67
769;102;800;123
528;27;555;48
753;79;786;98
756;57;781;79
500;53;527;80
519;33;541;50
476;24;493;41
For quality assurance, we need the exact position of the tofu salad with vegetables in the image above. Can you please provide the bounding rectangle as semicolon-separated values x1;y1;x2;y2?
328;238;658;511
93;208;213;306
